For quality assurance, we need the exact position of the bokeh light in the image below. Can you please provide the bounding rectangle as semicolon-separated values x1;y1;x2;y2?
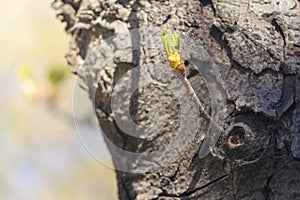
0;1;117;199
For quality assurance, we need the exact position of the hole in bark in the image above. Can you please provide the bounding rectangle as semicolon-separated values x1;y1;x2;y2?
227;126;245;149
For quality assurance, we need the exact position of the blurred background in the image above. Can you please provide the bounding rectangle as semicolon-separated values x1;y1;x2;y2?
0;0;117;199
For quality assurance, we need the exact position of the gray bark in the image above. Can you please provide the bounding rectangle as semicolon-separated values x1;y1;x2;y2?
52;0;300;199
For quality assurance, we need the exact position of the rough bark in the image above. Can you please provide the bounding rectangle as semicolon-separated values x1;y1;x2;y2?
53;0;300;199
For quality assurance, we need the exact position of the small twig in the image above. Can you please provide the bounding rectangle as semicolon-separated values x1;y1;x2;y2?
161;29;225;134
183;77;225;134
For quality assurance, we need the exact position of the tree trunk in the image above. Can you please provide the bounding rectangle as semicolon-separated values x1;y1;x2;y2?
52;0;300;199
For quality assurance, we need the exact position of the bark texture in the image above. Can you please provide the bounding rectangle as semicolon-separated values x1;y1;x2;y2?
53;0;300;199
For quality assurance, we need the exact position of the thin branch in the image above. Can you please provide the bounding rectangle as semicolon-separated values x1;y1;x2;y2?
183;77;225;134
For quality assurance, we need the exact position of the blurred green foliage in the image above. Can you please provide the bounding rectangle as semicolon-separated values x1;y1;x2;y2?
0;1;117;199
19;64;34;80
47;64;68;85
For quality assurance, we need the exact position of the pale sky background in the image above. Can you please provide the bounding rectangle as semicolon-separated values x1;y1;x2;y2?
0;1;117;199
